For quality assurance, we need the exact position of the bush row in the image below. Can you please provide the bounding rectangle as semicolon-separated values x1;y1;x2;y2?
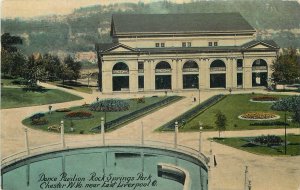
90;96;182;132
250;121;288;126
252;135;283;146
160;94;225;131
90;99;130;112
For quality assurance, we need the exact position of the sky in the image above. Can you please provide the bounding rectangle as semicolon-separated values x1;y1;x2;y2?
1;0;300;19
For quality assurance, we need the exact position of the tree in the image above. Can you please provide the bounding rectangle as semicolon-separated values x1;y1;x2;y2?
63;55;81;81
1;33;27;78
271;96;300;125
58;63;74;85
271;48;300;88
1;33;22;53
23;54;46;88
215;110;227;138
42;54;61;81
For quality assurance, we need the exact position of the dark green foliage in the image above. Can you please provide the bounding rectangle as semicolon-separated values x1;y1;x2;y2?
271;48;300;85
249;121;288;126
253;135;283;146
1;33;22;52
65;111;93;119
90;99;130;112
31;118;48;125
271;96;300;124
215;110;227;137
30;113;45;120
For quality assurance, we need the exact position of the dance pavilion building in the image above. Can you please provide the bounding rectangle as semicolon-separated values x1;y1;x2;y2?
95;13;279;93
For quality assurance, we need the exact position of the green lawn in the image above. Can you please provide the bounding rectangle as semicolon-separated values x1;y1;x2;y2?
213;134;300;156
1;87;83;109
22;97;171;134
1;78;27;87
48;81;93;94
182;94;298;131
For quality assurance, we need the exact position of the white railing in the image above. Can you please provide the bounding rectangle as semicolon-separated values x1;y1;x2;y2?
155;69;172;73
252;66;267;71
210;67;226;72
138;69;144;73
1;139;209;169
237;67;243;71
183;68;199;72
112;70;129;74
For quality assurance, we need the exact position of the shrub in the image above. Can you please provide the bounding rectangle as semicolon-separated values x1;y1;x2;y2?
252;96;279;101
135;97;145;103
30;113;45;121
252;135;282;146
81;103;90;107
249;121;288;126
56;108;71;112
89;99;130;112
32;118;48;125
65;111;92;119
48;125;60;132
79;130;84;134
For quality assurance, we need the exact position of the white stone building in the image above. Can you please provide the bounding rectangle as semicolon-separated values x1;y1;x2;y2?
96;13;279;93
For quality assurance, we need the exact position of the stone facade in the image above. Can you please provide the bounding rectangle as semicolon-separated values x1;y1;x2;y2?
96;13;279;93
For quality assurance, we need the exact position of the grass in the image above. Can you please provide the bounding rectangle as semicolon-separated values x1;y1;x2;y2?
181;94;298;131
213;134;300;156
22;97;171;134
1;87;83;109
48;81;93;94
1;78;27;87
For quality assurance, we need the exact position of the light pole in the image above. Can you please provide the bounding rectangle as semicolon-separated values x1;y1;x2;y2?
284;112;287;155
24;128;30;155
101;117;105;145
60;120;65;148
199;122;203;153
141;121;144;146
174;121;178;148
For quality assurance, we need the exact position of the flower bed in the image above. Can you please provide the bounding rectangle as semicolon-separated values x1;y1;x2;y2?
55;108;71;112
65;111;93;119
239;112;280;121
90;99;130;112
250;96;279;103
31;118;48;125
252;135;283;146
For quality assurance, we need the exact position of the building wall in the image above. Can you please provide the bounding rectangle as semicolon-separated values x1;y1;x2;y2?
115;34;255;48
101;51;277;93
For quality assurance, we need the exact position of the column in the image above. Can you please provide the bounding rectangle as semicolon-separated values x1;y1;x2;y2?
243;58;252;89
232;59;238;89
200;59;210;89
144;61;152;91
150;61;156;91
226;59;233;89
128;60;138;93
176;60;183;91
102;61;113;93
171;59;178;91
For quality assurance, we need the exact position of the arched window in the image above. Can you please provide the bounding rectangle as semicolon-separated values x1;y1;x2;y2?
156;61;171;69
210;60;226;68
183;60;199;72
112;62;129;74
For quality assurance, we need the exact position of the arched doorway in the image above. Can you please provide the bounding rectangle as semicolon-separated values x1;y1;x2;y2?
182;60;199;89
112;62;129;91
210;60;226;88
155;61;172;90
252;59;268;87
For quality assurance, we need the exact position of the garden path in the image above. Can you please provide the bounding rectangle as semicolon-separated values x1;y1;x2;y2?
1;83;299;190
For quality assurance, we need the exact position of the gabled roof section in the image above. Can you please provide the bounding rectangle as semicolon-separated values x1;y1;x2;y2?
242;40;279;49
95;43;136;53
111;13;255;36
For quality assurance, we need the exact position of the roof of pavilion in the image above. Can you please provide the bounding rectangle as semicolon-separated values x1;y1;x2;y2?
95;40;279;54
111;13;255;36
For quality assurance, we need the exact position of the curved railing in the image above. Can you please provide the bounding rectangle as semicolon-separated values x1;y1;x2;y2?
1;139;209;169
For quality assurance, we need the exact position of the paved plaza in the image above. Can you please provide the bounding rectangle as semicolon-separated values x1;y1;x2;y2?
1;83;299;190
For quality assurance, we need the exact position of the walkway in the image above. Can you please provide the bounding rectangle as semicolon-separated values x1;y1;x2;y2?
1;83;299;190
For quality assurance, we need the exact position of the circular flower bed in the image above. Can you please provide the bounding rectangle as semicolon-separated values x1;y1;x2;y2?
65;111;93;119
55;108;71;112
90;99;130;112
250;96;279;103
239;112;280;121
